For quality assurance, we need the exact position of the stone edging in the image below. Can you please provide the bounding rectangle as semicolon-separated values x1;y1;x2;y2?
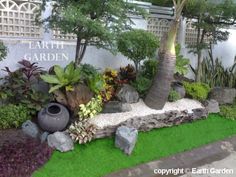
94;108;208;139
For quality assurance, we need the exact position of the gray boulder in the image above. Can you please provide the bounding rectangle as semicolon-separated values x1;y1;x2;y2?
172;81;186;98
121;103;132;112
102;101;132;113
203;99;220;113
192;108;208;119
115;126;138;155
40;132;49;143
22;120;40;138
209;88;236;105
117;84;139;103
47;132;74;152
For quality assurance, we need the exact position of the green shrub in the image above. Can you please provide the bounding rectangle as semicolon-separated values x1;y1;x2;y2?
183;82;210;101
0;104;30;129
175;44;190;75
118;29;159;72
79;64;100;80
141;59;158;79
131;76;152;97
168;89;181;102
87;73;105;94
220;103;236;120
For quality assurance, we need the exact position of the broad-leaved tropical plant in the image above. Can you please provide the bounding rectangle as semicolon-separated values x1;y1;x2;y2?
41;62;81;93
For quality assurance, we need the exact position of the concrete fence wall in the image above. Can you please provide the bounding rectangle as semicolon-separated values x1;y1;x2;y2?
0;0;235;79
0;0;150;77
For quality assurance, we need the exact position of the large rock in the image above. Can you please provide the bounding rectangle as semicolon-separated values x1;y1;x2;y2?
54;84;94;111
117;84;139;103
22;120;40;138
65;84;94;111
171;81;186;98
115;126;138;155
209;88;236;105
47;132;74;152
102;101;132;113
40;132;49;143
203;99;220;113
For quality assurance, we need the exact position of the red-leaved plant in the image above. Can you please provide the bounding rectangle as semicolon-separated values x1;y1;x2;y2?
0;138;53;177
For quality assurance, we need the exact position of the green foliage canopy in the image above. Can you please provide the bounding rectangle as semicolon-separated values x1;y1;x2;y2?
40;0;145;64
117;29;159;71
184;0;236;50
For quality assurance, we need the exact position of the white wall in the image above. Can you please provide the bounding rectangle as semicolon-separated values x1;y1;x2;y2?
0;16;148;77
181;29;236;79
212;29;236;68
0;1;150;77
0;1;235;78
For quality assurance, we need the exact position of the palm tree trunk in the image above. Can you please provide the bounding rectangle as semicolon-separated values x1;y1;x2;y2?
145;0;187;110
145;20;178;109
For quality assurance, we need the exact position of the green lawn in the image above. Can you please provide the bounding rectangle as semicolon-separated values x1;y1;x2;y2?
34;114;236;177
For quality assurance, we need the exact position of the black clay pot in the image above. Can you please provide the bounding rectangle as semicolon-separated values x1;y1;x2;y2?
38;103;70;132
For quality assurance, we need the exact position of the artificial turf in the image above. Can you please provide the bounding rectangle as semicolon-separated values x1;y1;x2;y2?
33;114;236;177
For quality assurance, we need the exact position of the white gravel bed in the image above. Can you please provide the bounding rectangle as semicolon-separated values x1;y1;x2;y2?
89;98;204;129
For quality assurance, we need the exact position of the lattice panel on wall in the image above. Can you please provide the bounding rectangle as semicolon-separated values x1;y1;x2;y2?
0;0;41;38
185;20;211;46
147;17;172;39
53;29;77;41
185;20;200;46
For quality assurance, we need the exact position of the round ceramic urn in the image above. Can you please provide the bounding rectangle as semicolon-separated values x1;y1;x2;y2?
38;103;70;132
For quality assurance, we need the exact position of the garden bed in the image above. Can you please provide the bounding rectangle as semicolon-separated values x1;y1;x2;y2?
33;114;236;177
90;98;207;139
